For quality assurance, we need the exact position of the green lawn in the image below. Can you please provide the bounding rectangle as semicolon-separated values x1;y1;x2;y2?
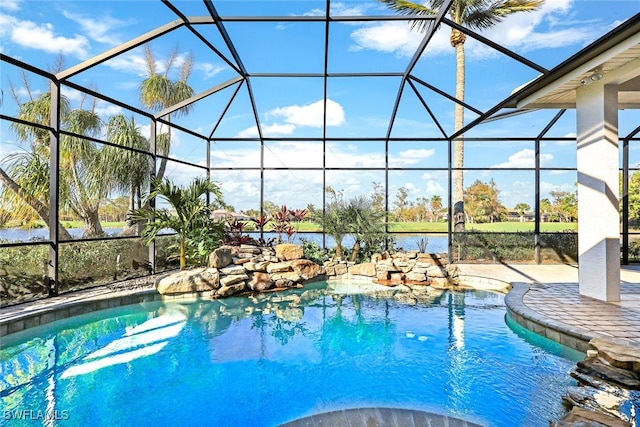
389;221;578;233
3;219;584;233
297;221;578;233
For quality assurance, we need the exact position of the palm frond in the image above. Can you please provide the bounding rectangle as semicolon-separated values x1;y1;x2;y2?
377;0;438;32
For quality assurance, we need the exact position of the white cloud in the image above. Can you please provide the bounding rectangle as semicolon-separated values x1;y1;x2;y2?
492;149;553;168
0;13;89;58
105;51;154;77
195;62;228;79
0;0;21;11
236;123;296;138
390;148;436;167
326;142;384;168
349;21;427;58
398;148;435;160
94;101;122;118
349;0;599;60
61;10;126;45
304;2;370;17
237;99;346;138
541;181;574;195
556;133;576;145
268;99;345;128
263;142;324;168
424;180;445;197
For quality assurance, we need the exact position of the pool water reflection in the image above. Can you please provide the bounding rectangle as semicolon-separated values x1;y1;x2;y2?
0;282;583;426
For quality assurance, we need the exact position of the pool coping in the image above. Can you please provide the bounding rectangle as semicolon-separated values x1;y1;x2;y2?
459;274;597;352
0;272;607;353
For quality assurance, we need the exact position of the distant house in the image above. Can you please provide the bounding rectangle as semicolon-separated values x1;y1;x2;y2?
506;211;535;222
211;209;251;221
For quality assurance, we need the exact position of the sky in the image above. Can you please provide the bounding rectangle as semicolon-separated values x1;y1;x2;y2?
1;0;639;213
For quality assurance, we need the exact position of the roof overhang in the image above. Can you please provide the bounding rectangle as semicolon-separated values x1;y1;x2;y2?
506;14;640;110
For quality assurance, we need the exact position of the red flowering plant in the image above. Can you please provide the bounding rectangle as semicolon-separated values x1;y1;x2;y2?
250;215;276;247
269;205;308;243
221;218;256;246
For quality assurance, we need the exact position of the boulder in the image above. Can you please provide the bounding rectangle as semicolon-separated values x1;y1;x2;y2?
275;243;304;261
213;283;246;298
563;386;634;424
270;272;303;282
325;265;336;276
406;272;427;282
209;247;233;268
220;274;249;287
248;272;272;291
267;262;291;273
553;406;632;427
348;262;376;277
576;360;640;389
290;259;324;279
156;267;219;295
426;265;447;278
390;273;404;283
245;260;271;272
376;271;390;281
240;244;262;254
376;260;399;272
430;277;453;289
220;265;247;276
590;338;640;374
334;263;348;275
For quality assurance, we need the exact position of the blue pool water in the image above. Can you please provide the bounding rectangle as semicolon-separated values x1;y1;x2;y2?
0;282;583;426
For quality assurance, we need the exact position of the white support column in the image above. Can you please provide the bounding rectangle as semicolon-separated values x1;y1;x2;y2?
576;82;620;302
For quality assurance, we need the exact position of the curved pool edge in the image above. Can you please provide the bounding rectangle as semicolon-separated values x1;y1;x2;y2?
503;282;595;353
0;276;202;341
0;274;330;341
459;273;595;353
279;407;483;427
1;271;596;353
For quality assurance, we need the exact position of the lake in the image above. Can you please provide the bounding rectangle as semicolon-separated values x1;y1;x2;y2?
0;228;449;253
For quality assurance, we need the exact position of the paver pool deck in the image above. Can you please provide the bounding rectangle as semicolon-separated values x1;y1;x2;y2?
458;263;640;349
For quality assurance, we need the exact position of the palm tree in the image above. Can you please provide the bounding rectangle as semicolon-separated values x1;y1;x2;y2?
379;0;543;231
314;187;349;259
103;114;151;211
139;45;194;183
345;195;387;262
514;202;530;222
60;98;105;236
3;74;107;238
0;160;72;240
128;177;224;270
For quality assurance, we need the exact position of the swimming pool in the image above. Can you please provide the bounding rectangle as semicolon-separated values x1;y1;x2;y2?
1;281;583;426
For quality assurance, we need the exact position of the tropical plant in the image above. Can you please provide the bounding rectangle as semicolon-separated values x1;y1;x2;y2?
379;0;544;231
103;114;151;211
267;205;308;243
345;195;387;262
2;69;112;238
139;44;195;183
301;239;333;265
314;187;350;259
128;177;225;270
416;237;429;252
